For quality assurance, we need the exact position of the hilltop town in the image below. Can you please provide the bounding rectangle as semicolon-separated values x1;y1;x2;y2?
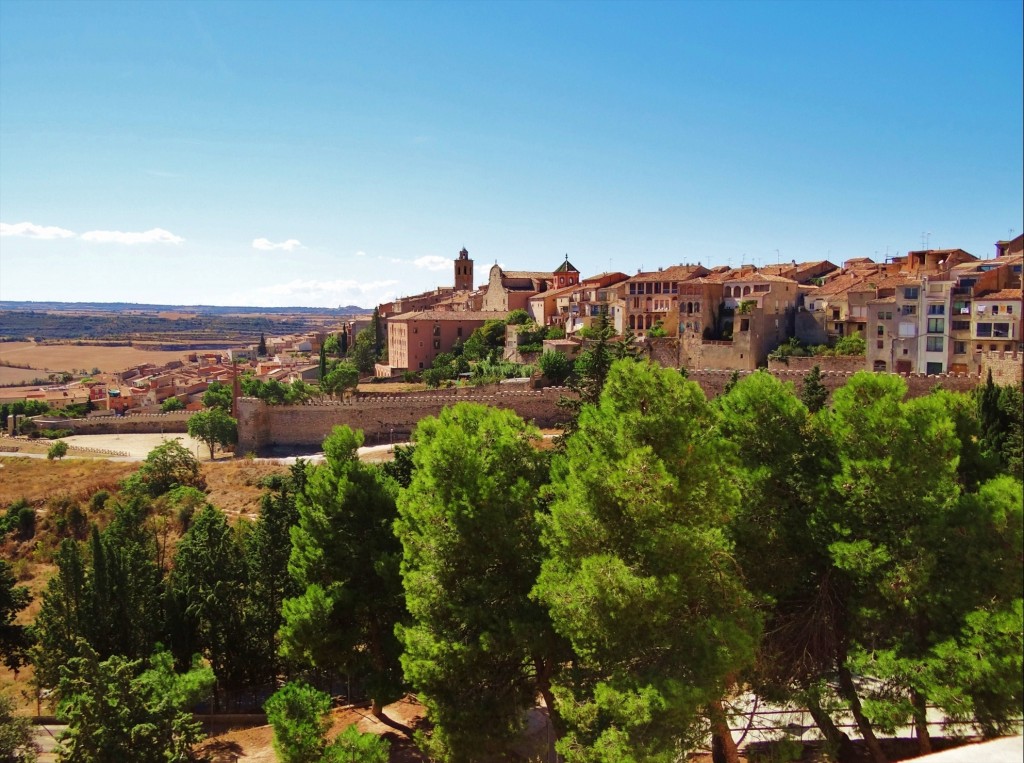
2;233;1021;424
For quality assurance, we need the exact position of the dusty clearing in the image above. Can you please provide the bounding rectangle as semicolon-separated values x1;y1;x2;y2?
0;341;189;374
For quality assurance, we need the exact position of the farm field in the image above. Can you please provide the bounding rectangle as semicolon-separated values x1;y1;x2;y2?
0;341;190;377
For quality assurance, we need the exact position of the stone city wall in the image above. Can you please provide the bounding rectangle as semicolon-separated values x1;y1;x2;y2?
237;368;986;454
31;411;195;435
978;350;1023;386
766;355;867;374
237;385;572;454
689;368;982;402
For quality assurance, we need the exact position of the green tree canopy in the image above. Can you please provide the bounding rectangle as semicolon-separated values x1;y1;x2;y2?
122;440;205;498
396;403;563;761
160;397;185;412
46;440;69;461
202;381;233;411
800;364;829;413
168;505;253;702
350;329;377;374
33;505;166;690
505;308;530;325
280;427;406;718
55;644;213;763
538;350;573;385
321;361;359;399
461;319;506;361
187;408;238;460
535;360;760;763
265;681;391;763
0;559;32;673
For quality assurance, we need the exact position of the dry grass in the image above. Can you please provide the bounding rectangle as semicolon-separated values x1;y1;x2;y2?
0;341;188;374
0;457;287;521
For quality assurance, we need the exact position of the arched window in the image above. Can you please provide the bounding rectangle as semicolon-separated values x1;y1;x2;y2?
743;286;752;296
628;315;636;329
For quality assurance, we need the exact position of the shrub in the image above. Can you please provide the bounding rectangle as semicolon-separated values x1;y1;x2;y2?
47;441;69;460
539;351;573;385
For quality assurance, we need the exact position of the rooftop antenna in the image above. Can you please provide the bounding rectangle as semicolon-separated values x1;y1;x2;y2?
775;249;780;265
921;231;931;249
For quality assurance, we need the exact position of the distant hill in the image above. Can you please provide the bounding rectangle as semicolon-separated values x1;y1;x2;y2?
0;301;371;342
0;300;370;315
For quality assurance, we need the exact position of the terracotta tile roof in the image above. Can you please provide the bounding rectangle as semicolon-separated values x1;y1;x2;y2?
721;271;797;285
628;264;708;282
580;271;629;285
392;310;507;321
975;288;1023;301
530;284;578;299
810;272;866;297
500;269;552;280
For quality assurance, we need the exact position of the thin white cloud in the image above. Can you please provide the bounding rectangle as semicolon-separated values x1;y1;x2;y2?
0;221;76;240
355;251;367;257
80;228;184;244
413;255;451;271
252;237;303;252
239;278;400;308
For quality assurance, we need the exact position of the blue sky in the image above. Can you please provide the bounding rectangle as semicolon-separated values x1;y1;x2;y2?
1;0;1021;308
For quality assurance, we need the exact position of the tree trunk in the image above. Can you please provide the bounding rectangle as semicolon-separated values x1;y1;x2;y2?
534;655;564;741
837;665;888;763
806;694;855;763
912;691;932;756
709;697;741;763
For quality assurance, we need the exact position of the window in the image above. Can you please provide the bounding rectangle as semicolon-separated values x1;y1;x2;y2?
904;287;919;299
433;339;441;350
952;320;970;331
926;362;944;375
876;339;884;349
954;341;966;354
1008;305;1014;314
433;325;441;336
901;305;917;316
884;312;892;320
877;325;885;336
976;323;992;337
994;323;1010;338
926;336;943;352
927;318;944;334
927;304;945;315
877;311;885;319
992;305;999;314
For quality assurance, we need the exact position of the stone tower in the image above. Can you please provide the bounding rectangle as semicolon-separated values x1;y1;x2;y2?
455;247;474;291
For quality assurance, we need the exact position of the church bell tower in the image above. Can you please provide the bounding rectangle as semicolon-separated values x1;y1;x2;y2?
454;247;474;291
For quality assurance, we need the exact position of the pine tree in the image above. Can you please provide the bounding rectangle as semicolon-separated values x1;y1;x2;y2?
800;364;829;413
